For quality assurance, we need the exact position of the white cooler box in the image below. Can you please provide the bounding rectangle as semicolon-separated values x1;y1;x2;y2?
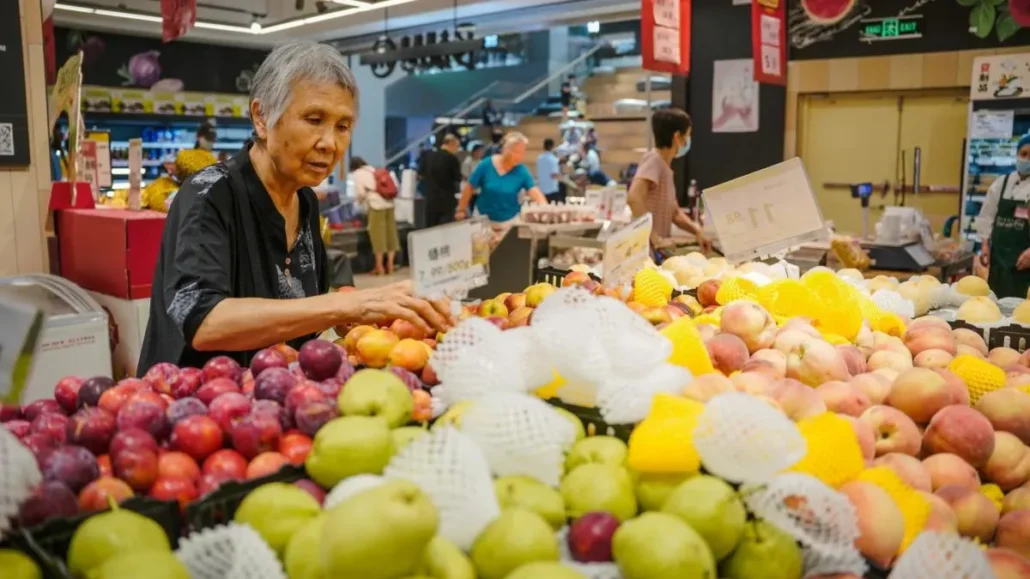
89;292;150;381
0;274;111;404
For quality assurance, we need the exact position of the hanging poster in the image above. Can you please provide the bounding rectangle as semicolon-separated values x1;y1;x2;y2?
712;59;760;133
752;0;787;85
641;0;692;76
161;0;198;43
0;0;29;166
971;54;1030;101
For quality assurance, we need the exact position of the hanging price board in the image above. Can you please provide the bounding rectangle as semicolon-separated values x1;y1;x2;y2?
409;218;491;299
0;298;45;404
641;0;691;75
603;214;653;286
702;157;829;263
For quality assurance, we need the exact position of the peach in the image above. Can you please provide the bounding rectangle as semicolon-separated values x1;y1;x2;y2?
873;334;909;356
780;317;821;338
984;432;1030;491
904;327;957;357
887;368;953;424
855;323;875;356
1022;349;1030;368
1005;488;1030;515
640;307;673;326
976;388;1030;445
936;484;1000;542
342;325;376;355
816;381;871;417
867;350;913;374
920;491;959;533
987;547;1030;579
355;329;400;369
508;306;533;328
933;368;971;406
730;371;774;396
996;510;1030;557
909;316;953;333
753;394;784;412
682;373;736;403
839;415;877;461
914;349;954;369
953;328;989;356
859;405;922;457
720;301;777;352
957;344;987;358
770;378;827;422
696;279;722;307
849;373;892;405
873;368;900;383
839;481;905;567
695;323;718;343
504;292;527;311
388;339;430;372
739;360;782;381
750;349;787;375
836;345;867;376
923;405;996;468
786;340;850;387
706;333;751;375
992;347;1025;368
874;453;932;492
773;330;818;356
1008;372;1030;389
923;453;981;492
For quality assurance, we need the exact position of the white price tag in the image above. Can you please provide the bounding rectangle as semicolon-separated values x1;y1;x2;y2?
760;14;782;47
653;26;681;65
760;44;782;76
702;157;829;263
608;189;628;219
653;0;680;28
584;189;604;218
0;298;45;404
603;214;653;286
128;138;143;211
409;220;490;298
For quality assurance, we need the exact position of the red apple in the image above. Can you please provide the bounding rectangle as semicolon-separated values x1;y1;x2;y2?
143;363;180;396
196;378;241;406
202;356;242;384
113;447;159;492
278;432;313;465
250;348;288;379
231;412;283;459
170;415;223;462
202;448;248;480
208;392;252;435
294;479;326;505
149;476;198;508
54;377;84;413
246;452;289;480
284;383;326;418
422;364;440;387
30;412;68;444
116;398;169;441
110;428;159;458
169;367;204;399
23;399;63;422
157;450;201;481
78;476;134;512
66;407;117;455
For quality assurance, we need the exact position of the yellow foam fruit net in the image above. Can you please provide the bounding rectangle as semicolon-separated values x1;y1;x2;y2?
802;272;864;341
787;413;864;488
627;394;704;474
758;280;818;320
633;269;674;307
948;354;1006;405
715;276;760;306
980;483;1004;513
855;467;931;553
692;311;721;328
661;318;716;376
820;332;851;346
1019;385;1030;397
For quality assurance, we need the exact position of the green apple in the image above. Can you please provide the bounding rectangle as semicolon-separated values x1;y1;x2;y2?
417;535;475;579
612;512;716;579
634;472;695;512
564;436;627;472
560;463;637;522
284;515;326;579
506;562;586;578
234;482;321;556
550;407;586;442
306;415;395;488
470;508;560;579
321;480;438;579
67;509;171;577
338;368;414;427
719;520;802;579
0;549;41;579
90;550;189;579
494;475;567;530
660;475;746;560
393;426;429;452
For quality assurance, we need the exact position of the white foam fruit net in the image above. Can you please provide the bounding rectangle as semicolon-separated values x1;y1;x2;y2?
494;327;554;391
323;474;385;511
431;317;526;405
872;289;916;319
175;523;285;579
596;364;693;425
384;427;500;551
693;393;806;484
887;531;993;579
0;427;41;536
460;392;577;487
803;544;869;578
556;527;623;579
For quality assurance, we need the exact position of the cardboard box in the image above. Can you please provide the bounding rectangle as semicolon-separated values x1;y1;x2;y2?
90;292;150;380
57;209;166;299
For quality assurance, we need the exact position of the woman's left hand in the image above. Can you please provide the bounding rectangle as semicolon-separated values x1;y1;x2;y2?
1017;248;1030;270
337;281;454;335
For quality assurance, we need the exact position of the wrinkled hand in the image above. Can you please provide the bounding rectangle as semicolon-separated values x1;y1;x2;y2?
1018;248;1030;270
339;281;454;335
696;233;712;254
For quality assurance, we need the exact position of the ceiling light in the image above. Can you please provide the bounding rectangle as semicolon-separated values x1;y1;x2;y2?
194;21;253;32
93;9;162;23
331;0;372;6
54;3;97;14
250;21;262;32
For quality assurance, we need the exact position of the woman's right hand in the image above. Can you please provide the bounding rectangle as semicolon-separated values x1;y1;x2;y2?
454;209;468;221
336;281;454;336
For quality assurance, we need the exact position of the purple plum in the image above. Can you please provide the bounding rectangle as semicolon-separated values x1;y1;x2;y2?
18;481;79;527
298;340;343;381
254;368;296;406
77;376;115;408
41;445;100;491
166;397;207;425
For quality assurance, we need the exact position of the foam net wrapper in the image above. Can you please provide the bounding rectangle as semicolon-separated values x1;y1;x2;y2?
384;427;500;551
323;474;385;511
692;393;806;484
460;392;577;487
803;544;869;578
175;522;285;579
556;526;623;579
0;427;42;536
493;327;554;391
872;289;916;319
887;531;993;579
431;317;528;406
596;363;693;425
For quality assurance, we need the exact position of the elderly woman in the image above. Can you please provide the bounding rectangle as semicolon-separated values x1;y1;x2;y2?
139;41;451;374
456;132;546;225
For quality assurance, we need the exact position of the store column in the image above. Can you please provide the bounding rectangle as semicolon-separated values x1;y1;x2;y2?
670;74;690;206
0;0;52;276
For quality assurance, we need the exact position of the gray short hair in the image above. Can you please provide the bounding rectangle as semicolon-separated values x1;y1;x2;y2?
250;40;359;128
502;131;528;151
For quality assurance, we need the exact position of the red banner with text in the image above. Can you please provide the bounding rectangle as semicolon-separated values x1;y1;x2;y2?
751;0;787;85
161;0;197;43
641;0;692;76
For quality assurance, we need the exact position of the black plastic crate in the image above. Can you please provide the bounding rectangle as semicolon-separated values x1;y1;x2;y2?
183;464;306;533
535;266;602;287
545;398;635;442
987;322;1030;353
947;319;990;345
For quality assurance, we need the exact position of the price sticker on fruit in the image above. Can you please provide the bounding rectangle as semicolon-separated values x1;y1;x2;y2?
0;297;46;404
602;214;653;286
702;157;830;263
409;219;490;300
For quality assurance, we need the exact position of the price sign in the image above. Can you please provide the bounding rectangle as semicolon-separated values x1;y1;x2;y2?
79;140;99;201
409;219;490;299
603;214;653;286
0;298;45;404
702;157;829;263
127;138;143;211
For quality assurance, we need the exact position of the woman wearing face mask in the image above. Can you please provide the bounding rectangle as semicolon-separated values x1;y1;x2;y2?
975;133;1030;298
627;107;709;253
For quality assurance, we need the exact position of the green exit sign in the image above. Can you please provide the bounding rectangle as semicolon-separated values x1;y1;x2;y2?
859;15;924;43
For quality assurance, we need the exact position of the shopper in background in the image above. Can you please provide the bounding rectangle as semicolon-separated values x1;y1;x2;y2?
627;107;710;253
423;134;464;227
484;128;505;156
560;74;576;119
139;40;450;375
536;138;563;203
351;156;400;275
583;143;612;186
462;143;484;182
482;99;502;135
975;133;1030;298
457;132;547;224
195;120;217;151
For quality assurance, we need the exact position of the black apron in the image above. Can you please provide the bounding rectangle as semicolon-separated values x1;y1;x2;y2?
987;173;1030;299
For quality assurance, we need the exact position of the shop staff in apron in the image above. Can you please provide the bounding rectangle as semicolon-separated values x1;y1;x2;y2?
976;134;1030;299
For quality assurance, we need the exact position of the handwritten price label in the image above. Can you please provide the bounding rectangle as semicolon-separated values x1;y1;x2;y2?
653;27;681;65
409;220;489;298
603;214;653;286
653;0;680;28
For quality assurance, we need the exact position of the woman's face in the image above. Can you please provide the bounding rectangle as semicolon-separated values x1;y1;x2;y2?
1019;144;1030;161
506;142;526;165
254;79;355;188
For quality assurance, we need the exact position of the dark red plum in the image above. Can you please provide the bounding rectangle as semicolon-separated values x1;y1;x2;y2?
254;368;296;406
389;367;424;393
298;340;342;381
53;376;84;413
208;393;252;435
5;419;31;438
22;399;63;422
170;415;223;462
109;428;159;458
143;363;180;395
289;362;306;380
284;383;326;418
41;445;100;491
18;481;79;528
250;348;288;379
567;512;620;563
66;408;117;455
0;403;22;422
169;367;204;399
20;433;57;461
77;376;116;408
116;377;149;392
295;400;339;437
202;356;242;384
117;399;169;440
196;378;240;406
167;397;207;425
30;412;68;444
230;413;282;459
316;377;343;399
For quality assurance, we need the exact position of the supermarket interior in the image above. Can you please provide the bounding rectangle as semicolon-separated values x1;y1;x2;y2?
9;0;1030;577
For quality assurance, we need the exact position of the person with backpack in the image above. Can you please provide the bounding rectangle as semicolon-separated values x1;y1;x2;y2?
352;156;400;275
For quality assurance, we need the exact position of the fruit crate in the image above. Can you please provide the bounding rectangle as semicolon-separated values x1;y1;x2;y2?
946;319;990;346
545;398;634;442
535;266;601;287
183;464;306;533
986;322;1030;352
0;495;181;579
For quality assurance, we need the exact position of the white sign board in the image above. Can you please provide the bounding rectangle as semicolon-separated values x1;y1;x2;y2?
971;54;1030;101
585;188;628;221
970;109;1015;140
702;157;829;263
603;214;653;286
0;299;45;404
409;219;490;298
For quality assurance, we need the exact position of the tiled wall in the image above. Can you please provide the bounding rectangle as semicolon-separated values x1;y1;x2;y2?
784;46;1030;159
0;0;51;276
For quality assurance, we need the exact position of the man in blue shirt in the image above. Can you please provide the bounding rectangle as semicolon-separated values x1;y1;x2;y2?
536;138;563;203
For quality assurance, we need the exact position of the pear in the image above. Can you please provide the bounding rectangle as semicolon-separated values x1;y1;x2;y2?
612;512;716;579
338;368;414;427
433;401;473;429
470;508;560;579
392;426;429;452
719;520;802;579
417;535;475;579
67;509;170;577
321;480;438;579
506;562;586;578
90;550;189;579
234;482;321;556
306;415;395;488
550;407;586;442
494;475;567;530
560;463;637;522
564;436;628;472
634;472;695;511
660;475;746;560
284;515;326;579
0;549;41;579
